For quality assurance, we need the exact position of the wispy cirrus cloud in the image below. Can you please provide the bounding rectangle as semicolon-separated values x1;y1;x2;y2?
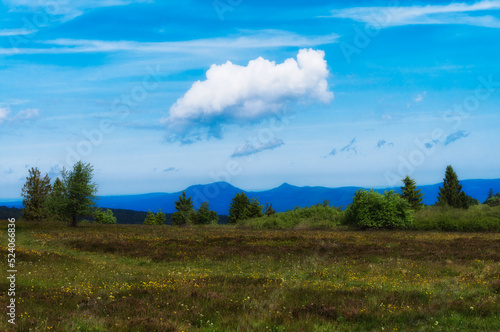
0;107;40;124
232;138;284;157
328;137;358;158
376;139;394;148
444;130;470;145
0;28;37;37
3;0;152;20
329;0;500;28
0;30;338;56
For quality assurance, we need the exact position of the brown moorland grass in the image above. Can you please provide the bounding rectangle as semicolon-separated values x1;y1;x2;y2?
0;221;499;331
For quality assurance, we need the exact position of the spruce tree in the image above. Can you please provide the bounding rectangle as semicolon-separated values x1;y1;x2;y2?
487;188;495;200
172;191;194;225
21;167;52;221
144;210;156;225
247;198;263;218
265;203;276;217
228;192;251;224
46;177;68;221
400;176;424;210
196;202;218;225
155;208;166;225
437;165;469;209
228;192;263;223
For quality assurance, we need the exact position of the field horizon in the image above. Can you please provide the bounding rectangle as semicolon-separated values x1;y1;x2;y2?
2;178;500;215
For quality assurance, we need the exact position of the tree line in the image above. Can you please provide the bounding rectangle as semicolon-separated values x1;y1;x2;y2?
19;162;498;227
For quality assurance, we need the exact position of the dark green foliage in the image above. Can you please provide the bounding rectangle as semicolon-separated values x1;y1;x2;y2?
46;177;68;222
487;188;495;200
265;203;276;217
400;176;424;210
195;202;218;225
344;189;413;229
412;205;500;231
143;210;157;225
247;198;263;218
155;208;166;225
228;192;263;224
436;165;469;209
484;197;500;207
229;192;250;224
484;189;500;207
94;209;117;224
240;203;343;229
172;191;195;225
466;195;480;206
21;167;52;221
62;161;98;227
0;206;22;220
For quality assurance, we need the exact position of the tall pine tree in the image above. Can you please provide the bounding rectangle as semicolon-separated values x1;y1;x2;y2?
21;167;52;221
400;176;424;210
172;191;195;225
437;165;469;209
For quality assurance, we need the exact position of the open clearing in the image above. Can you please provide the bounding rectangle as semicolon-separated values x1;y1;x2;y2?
1;222;499;331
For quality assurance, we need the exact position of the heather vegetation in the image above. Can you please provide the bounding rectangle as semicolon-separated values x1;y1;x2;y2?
1;221;499;331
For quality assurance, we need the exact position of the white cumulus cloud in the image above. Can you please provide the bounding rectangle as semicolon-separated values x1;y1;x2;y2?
163;49;333;143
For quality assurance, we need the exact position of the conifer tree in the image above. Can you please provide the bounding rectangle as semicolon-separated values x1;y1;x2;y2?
62;161;98;227
46;177;68;221
265;203;276;217
172;191;195;225
228;192;251;224
437;165;469;209
21;167;51;221
144;210;156;225
400;176;424;210
196;202;218;224
228;192;263;223
155;208;166;225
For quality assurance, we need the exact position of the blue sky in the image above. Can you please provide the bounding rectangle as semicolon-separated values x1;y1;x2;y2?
1;0;500;198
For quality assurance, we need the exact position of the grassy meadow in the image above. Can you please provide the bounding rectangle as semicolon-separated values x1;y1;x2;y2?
1;221;500;331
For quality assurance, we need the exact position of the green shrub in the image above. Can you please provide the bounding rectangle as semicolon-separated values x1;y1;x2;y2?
239;204;343;230
412;204;500;231
344;189;413;229
484;197;500;207
94;209;117;224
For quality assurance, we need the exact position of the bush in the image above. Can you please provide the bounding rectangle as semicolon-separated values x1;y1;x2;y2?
94;209;117;224
412;204;500;231
239;204;343;230
344;189;413;229
484;197;500;207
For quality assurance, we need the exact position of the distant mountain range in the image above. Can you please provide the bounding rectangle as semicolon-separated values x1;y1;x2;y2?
2;179;500;215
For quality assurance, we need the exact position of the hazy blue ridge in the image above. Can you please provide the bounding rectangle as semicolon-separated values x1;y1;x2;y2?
2;179;499;215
